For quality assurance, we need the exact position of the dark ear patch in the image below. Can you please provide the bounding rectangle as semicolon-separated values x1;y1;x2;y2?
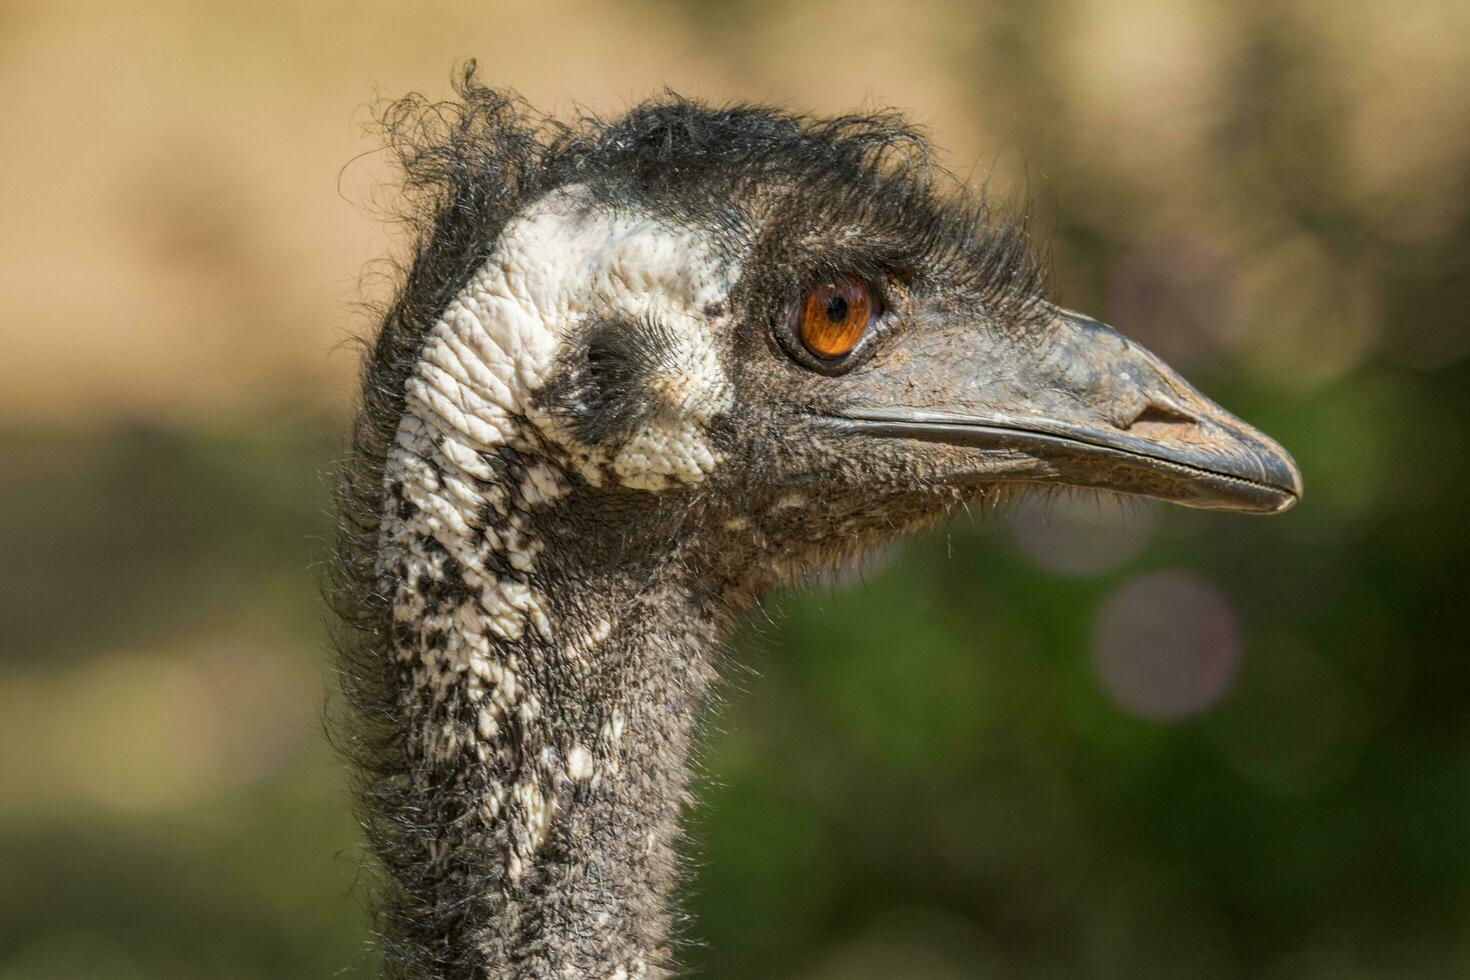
542;317;682;446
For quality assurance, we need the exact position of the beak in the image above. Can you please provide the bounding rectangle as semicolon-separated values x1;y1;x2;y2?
824;306;1302;514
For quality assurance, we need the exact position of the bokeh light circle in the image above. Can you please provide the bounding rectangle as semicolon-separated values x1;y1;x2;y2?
1008;493;1155;577
1090;570;1242;720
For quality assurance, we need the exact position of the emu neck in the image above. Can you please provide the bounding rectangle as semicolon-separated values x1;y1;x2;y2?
379;421;719;979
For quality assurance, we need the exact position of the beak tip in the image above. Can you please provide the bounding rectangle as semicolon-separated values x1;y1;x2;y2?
1271;487;1301;514
1256;438;1304;514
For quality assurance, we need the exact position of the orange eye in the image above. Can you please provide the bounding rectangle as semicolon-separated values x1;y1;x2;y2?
798;274;875;359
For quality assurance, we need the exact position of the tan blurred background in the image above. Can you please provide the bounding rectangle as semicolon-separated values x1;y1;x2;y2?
3;1;1468;977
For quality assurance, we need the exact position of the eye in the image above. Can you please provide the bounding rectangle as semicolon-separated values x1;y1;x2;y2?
797;275;876;360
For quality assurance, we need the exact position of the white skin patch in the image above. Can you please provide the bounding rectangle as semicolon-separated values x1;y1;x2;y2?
566;744;595;782
507;777;553;882
405;184;735;488
770;492;806;511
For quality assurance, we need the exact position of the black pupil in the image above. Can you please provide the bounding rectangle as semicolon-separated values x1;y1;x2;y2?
825;294;849;323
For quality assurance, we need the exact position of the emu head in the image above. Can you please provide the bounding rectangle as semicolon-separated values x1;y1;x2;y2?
349;84;1307;978
395;91;1301;596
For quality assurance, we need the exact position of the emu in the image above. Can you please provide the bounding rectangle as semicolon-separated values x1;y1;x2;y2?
332;72;1301;979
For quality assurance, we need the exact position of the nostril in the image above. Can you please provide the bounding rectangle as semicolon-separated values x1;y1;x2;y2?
1126;400;1197;429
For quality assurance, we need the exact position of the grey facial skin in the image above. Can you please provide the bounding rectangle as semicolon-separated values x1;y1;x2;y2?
822;306;1301;515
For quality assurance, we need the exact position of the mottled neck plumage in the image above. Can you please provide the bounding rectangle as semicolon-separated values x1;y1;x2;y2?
381;403;719;978
348;181;742;978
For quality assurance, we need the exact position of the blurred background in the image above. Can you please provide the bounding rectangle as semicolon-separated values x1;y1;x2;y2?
3;0;1467;976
